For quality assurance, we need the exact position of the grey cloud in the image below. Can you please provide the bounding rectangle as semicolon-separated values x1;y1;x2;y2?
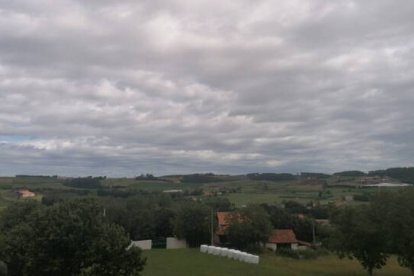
0;0;414;176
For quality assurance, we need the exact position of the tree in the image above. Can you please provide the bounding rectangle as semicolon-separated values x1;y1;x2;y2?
0;199;146;276
226;205;272;252
246;173;296;181
204;197;233;212
0;200;42;275
378;189;414;275
106;196;155;241
153;208;175;238
291;217;314;242
102;194;175;241
173;202;210;247
263;204;320;243
0;199;41;230
283;200;307;214
0;260;7;276
330;206;388;275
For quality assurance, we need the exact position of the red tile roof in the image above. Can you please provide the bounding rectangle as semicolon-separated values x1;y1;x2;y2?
268;229;297;244
216;212;243;235
16;189;35;197
216;212;232;235
217;212;232;226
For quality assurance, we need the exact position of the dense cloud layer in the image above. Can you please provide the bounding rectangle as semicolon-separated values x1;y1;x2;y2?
1;0;413;176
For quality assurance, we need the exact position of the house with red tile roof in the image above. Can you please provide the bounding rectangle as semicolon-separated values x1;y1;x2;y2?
215;211;243;244
266;229;299;251
16;189;35;198
215;212;232;244
216;212;231;235
215;213;311;250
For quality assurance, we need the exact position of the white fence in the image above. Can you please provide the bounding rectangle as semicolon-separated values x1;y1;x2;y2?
129;237;188;250
200;245;259;264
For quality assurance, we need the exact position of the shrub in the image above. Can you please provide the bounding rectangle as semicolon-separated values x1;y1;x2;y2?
277;248;301;259
276;248;320;260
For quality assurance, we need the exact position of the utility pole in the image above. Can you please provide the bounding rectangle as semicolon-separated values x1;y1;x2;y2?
312;219;316;245
210;209;214;245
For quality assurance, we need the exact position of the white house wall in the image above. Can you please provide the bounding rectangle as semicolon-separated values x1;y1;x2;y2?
129;240;152;250
166;237;188;249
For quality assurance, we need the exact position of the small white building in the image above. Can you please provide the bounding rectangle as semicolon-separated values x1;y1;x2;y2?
166;237;188;249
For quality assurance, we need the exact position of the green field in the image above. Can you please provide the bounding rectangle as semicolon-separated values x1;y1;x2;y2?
0;175;408;211
143;249;410;276
224;184;374;207
227;192;285;206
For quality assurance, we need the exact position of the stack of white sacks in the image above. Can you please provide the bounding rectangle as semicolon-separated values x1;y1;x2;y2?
200;245;259;264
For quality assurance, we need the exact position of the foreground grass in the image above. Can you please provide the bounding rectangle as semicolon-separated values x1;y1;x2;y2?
143;249;410;276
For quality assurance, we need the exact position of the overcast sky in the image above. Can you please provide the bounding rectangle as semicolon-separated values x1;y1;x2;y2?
1;0;414;176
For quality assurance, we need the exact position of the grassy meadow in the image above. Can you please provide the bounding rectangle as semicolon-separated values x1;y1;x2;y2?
143;249;410;276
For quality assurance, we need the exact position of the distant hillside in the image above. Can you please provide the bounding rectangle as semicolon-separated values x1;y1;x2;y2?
246;173;296;181
333;171;366;177
180;173;227;183
368;167;414;184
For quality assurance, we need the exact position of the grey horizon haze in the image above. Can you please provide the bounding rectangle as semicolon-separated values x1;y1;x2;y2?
1;0;414;177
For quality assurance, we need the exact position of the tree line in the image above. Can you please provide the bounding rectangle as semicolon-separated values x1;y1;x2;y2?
0;193;330;275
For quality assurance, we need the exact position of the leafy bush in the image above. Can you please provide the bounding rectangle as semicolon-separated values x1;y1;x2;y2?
298;249;320;259
277;248;301;259
277;248;320;259
314;248;331;256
